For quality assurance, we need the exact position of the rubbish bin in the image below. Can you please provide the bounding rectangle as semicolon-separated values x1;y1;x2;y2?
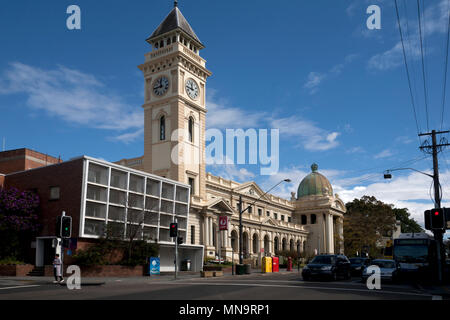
262;257;272;273
272;256;279;272
244;264;251;274
236;264;245;275
181;259;191;271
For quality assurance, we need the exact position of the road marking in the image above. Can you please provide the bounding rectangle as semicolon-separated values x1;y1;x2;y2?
0;285;40;291
154;281;432;298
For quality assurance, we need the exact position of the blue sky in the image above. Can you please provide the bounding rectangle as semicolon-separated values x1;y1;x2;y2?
0;0;450;231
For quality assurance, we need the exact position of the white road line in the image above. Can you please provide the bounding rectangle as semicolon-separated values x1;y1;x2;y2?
0;285;40;291
153;281;432;298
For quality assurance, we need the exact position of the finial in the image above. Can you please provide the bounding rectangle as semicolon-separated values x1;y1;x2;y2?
174;0;178;7
311;163;318;172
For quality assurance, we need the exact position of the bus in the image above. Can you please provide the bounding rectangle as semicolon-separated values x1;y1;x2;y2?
393;233;437;280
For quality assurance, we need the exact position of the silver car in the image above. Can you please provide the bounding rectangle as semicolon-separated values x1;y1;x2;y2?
362;259;398;282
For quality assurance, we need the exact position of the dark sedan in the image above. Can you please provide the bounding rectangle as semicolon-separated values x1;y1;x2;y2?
349;257;371;276
302;254;351;281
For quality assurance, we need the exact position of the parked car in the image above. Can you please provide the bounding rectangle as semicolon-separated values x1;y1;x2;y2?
349;257;371;276
302;254;351;281
361;259;398;283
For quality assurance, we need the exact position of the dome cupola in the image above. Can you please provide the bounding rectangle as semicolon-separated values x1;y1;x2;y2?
297;163;333;199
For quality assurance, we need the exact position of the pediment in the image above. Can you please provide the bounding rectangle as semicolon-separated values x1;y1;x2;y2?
233;182;270;201
262;217;279;227
203;198;234;215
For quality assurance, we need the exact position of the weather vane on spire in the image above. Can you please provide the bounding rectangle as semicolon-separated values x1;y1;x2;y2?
174;0;178;7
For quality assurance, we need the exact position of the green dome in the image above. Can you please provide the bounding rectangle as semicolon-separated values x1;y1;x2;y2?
297;164;333;199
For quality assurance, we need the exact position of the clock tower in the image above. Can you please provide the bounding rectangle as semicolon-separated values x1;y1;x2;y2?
139;3;211;202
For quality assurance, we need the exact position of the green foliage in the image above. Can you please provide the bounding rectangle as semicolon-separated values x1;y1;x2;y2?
72;238;159;267
0;257;26;265
344;196;397;258
121;241;159;266
393;208;423;233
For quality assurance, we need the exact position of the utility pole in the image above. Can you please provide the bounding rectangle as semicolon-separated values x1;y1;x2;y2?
419;129;450;283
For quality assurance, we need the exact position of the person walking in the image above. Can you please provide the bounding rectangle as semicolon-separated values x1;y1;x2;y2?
53;254;64;283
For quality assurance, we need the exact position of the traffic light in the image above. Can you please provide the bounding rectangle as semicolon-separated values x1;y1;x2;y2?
424;210;431;230
430;208;445;230
170;223;178;238
61;216;72;238
177;236;183;245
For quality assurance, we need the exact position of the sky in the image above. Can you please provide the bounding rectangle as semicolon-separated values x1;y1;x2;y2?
0;0;449;235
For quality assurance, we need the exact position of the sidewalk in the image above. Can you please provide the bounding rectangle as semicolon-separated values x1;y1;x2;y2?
0;267;301;287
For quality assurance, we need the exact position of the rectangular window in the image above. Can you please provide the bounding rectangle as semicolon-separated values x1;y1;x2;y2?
281;215;285;221
288;217;292;223
49;186;60;200
248;206;252;214
188;178;195;196
267;211;270;217
191;225;195;244
274;213;278;220
258;208;262;216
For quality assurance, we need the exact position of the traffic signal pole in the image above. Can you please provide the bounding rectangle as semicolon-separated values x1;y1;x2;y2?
419;130;450;283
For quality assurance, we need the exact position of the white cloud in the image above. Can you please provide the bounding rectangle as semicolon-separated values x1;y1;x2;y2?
271;115;340;151
303;72;326;94
374;149;394;159
206;89;264;129
207;163;255;183
304;54;358;94
368;0;447;71
262;164;450;230
0;62;143;141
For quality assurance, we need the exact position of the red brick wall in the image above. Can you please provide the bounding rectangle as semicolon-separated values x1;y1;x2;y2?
0;175;4;188
0;148;61;174
0;264;34;276
4;158;84;237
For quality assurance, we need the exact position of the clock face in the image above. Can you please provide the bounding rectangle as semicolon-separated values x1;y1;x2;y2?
185;78;199;100
153;76;169;97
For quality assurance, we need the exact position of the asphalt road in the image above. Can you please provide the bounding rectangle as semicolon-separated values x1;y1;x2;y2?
0;272;441;300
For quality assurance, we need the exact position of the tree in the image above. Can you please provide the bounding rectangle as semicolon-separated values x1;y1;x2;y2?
0;187;40;261
392;208;423;233
344;196;397;258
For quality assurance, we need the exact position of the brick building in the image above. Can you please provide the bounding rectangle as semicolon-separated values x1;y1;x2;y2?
0;148;61;175
2;155;203;272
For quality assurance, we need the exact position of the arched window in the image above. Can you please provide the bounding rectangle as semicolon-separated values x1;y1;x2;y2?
160;116;166;141
252;234;258;254
188;117;194;143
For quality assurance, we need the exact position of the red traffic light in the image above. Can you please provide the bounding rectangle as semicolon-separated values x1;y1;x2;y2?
434;211;440;216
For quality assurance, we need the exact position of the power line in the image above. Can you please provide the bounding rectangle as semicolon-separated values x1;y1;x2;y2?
441;0;450;131
417;0;430;132
395;0;422;138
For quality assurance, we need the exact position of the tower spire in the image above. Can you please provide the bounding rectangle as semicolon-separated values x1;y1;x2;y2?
174;0;178;7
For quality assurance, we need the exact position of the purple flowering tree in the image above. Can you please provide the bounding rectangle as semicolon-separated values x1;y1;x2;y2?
0;187;40;261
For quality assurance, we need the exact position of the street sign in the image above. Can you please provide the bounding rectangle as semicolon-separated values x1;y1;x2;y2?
219;216;229;231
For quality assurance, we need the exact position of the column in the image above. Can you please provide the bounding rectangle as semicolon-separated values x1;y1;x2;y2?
209;217;213;247
329;215;334;254
205;216;209;246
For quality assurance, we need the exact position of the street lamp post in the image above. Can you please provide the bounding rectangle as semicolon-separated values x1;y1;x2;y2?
238;179;291;267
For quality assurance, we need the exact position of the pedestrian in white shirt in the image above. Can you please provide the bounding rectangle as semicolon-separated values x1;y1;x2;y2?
53;254;64;283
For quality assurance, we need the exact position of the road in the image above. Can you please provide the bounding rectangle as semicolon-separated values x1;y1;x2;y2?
0;272;441;300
